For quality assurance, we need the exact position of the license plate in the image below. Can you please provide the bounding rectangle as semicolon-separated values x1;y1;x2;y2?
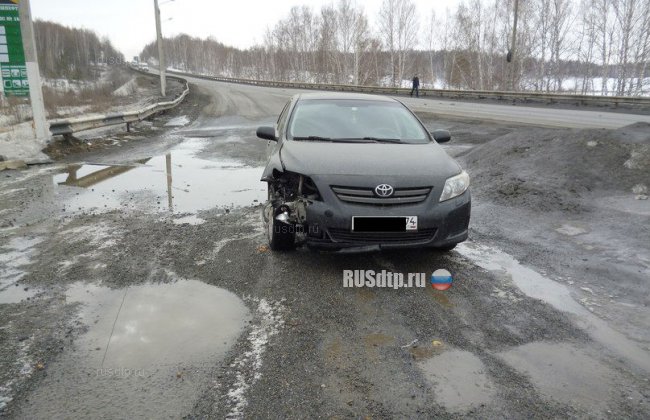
352;216;418;232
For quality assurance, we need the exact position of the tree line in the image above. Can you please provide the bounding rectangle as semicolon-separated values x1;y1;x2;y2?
140;0;650;96
34;20;124;81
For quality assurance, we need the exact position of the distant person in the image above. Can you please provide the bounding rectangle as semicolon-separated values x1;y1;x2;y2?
410;75;420;98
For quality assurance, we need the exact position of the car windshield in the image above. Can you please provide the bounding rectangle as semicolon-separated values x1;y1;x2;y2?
288;99;430;144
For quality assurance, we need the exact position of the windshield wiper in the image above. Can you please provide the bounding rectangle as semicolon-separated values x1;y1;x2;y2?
292;136;333;141
292;136;403;143
360;137;402;143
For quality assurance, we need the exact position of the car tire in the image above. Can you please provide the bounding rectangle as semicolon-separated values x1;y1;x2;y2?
265;186;296;251
267;216;296;251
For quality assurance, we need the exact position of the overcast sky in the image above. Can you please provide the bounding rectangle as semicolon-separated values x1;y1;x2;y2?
31;0;463;59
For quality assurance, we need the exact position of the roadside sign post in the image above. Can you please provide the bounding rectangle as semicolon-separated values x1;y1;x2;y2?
0;0;49;141
1;0;29;96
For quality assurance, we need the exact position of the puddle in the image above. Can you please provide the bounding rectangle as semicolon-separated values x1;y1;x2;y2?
178;125;259;137
457;242;650;373
362;333;395;359
53;138;266;215
0;284;37;305
408;340;445;361
418;349;495;412
499;342;618;413
177;116;261;138
355;288;376;302
363;333;395;348
15;277;250;418
597;195;650;216
0;237;42;304
65;278;250;368
428;289;454;307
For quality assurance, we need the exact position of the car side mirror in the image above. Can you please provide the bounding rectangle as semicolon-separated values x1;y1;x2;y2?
257;126;277;141
432;129;452;143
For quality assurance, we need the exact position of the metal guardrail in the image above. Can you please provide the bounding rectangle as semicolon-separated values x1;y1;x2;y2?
48;72;190;137
168;69;650;109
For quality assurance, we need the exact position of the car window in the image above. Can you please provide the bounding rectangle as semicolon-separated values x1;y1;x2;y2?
288;99;429;144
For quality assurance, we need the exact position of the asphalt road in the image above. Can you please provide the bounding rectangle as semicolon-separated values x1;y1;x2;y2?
181;73;650;129
0;79;649;419
400;96;650;129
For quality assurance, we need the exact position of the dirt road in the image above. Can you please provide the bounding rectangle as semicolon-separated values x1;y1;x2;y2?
0;80;649;419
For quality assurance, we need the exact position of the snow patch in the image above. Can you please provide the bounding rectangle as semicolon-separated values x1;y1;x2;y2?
165;115;191;127
225;298;286;419
210;232;261;258
491;286;522;302
59;222;121;250
112;78;138;97
0;339;35;412
555;224;588;236
0;122;50;163
172;214;206;225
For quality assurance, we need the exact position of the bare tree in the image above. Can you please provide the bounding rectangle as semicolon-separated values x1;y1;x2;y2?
138;0;649;97
631;0;650;95
611;0;650;95
425;10;439;88
378;0;419;87
335;1;369;84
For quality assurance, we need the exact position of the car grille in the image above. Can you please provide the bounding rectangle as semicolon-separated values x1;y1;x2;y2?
331;186;432;205
328;228;437;244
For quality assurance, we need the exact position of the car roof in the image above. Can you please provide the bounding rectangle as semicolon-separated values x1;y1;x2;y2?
296;92;397;102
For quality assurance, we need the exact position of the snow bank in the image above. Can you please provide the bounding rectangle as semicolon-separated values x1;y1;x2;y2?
112;78;138;97
0;123;50;164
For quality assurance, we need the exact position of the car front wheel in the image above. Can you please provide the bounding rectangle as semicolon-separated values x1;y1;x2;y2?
264;188;296;251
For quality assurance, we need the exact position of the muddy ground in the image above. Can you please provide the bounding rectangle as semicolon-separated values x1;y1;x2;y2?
0;80;649;419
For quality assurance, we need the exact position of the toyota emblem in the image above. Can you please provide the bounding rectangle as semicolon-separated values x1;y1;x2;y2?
375;184;394;197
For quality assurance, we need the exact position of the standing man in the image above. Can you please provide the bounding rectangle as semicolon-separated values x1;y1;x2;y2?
410;75;420;98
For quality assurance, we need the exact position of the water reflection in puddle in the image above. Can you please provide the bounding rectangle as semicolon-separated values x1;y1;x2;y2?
66;279;251;368
16;278;250;419
53;138;266;215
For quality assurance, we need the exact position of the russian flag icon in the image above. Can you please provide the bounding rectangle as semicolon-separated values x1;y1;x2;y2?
431;269;453;291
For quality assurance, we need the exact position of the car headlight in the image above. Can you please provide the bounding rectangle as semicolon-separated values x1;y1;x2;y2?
440;171;470;202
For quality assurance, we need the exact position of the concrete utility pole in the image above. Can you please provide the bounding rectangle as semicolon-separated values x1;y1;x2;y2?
154;0;167;97
18;0;49;141
509;0;520;91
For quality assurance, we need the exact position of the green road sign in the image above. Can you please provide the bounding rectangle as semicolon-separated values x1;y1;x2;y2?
0;0;28;96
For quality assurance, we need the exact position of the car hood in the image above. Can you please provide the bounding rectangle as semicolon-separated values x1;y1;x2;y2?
280;141;461;177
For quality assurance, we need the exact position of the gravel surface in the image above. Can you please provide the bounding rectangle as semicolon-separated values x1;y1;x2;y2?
0;80;648;419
